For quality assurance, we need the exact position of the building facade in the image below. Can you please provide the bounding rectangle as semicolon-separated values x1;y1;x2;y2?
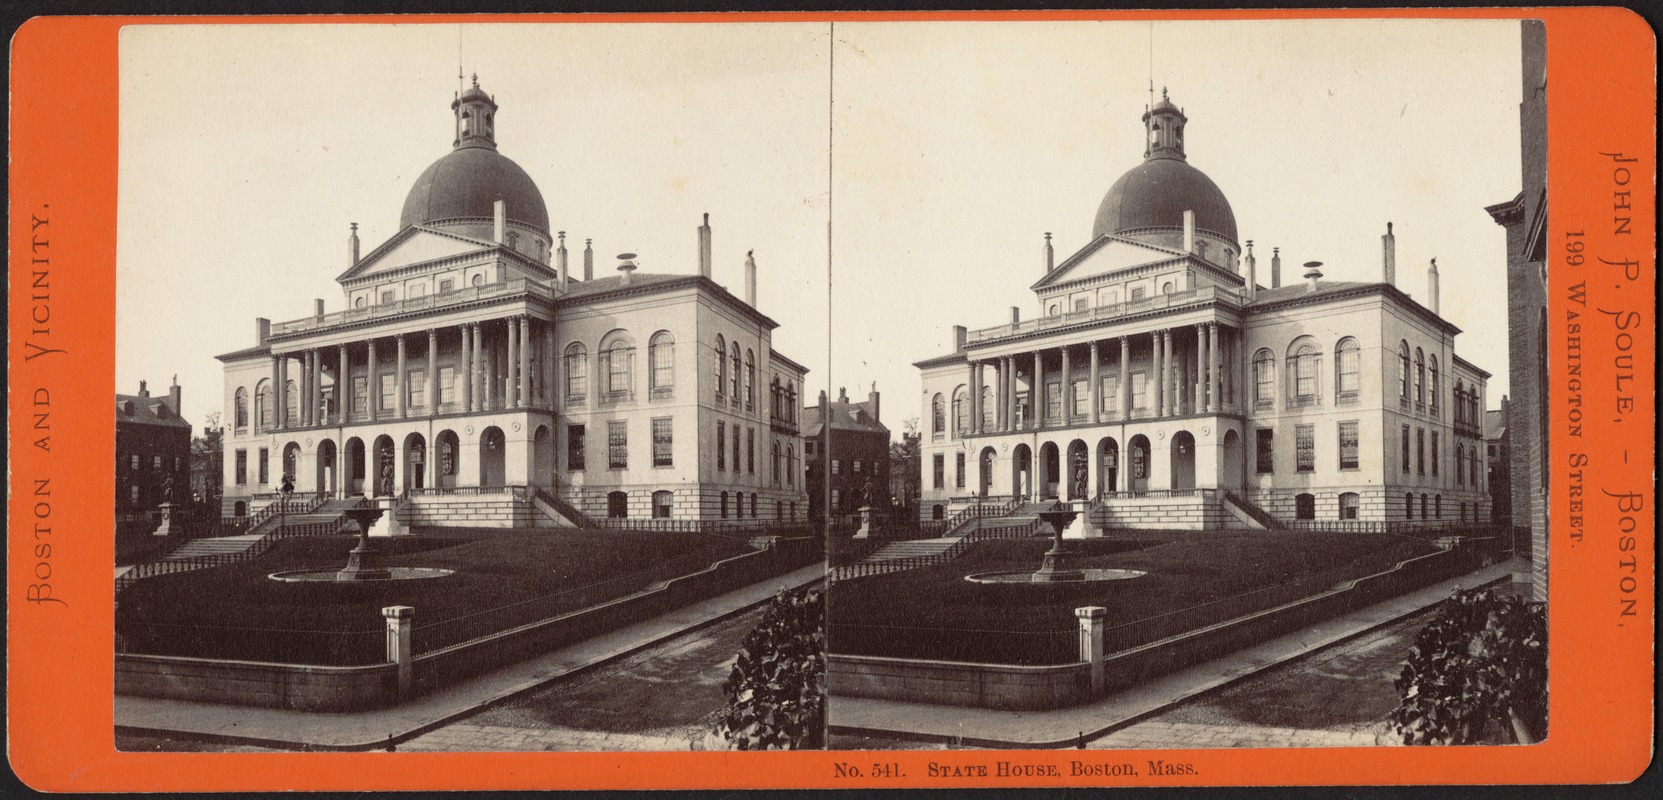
916;91;1492;528
117;379;192;512
803;386;891;522
218;79;809;526
1487;20;1549;600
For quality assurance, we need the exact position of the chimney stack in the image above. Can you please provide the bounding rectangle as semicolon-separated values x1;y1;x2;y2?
617;253;638;287
869;383;881;423
1428;258;1440;314
348;222;360;266
838;386;849;404
138;380;149;397
744;250;757;307
1382;221;1397;286
1303;261;1323;293
952;325;968;351
314;298;325;318
1245;240;1258;301
583;239;594;281
1271;247;1282;288
1010;306;1021;325
256;317;271;347
1043;233;1054;273
170;375;183;418
556;232;569;290
492;200;506;244
1183;210;1196;253
698;213;713;278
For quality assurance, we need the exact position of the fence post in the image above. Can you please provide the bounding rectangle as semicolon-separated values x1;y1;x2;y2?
1075;606;1106;695
383;605;415;700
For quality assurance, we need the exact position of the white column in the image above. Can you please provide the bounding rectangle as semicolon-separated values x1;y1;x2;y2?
1060;345;1071;424
507;317;520;409
1151;332;1163;419
1196;323;1209;413
337;344;349;425
395;334;407;418
366;339;377;419
1031;350;1044;430
1209;323;1221;414
460;324;473;413
1119;336;1131;420
1089;340;1101;424
519;317;532;408
427;328;439;416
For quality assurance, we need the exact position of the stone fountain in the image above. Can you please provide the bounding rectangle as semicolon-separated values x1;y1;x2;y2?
335;505;391;581
963;505;1146;586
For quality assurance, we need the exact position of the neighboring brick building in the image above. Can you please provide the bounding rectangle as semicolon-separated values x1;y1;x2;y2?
1485;20;1548;601
116;378;192;512
889;431;922;521
1485;400;1510;524
803;386;890;523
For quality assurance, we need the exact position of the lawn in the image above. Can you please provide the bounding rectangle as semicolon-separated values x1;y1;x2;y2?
827;530;1440;665
118;528;754;665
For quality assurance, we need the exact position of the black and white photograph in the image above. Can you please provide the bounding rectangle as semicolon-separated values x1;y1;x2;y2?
110;16;1549;756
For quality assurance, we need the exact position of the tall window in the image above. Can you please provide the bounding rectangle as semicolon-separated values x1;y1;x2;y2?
932;453;945;489
652;490;672;519
255;380;272;430
771;441;781;485
234;388;249;432
1100;374;1119;416
648;331;675;395
565;343;588;403
352;376;367;414
714;334;727;399
730;343;742;400
1253;349;1275;405
652;417;673;467
1045;382;1062;421
1339;492;1359;520
1455;444;1465;485
746;428;755;473
733;425;741;474
952;388;968;436
234;449;247;485
1288;340;1320;404
1131;373;1149;411
1416;428;1426;475
744;350;755;410
378;374;394;413
1338;420;1359;470
1295;424;1315;473
1256;428;1275;474
1070;379;1088;417
408;368;426;409
1399;341;1411;399
1335;337;1360;400
716;421;726;471
438;366;456;406
286;380;299;424
1428;356;1440;414
1470;450;1479;487
983;386;997;428
786;445;795;486
258;448;270;484
1414;348;1426;407
931;394;946;436
955;452;966;489
602;333;634;398
607;420;628;469
1431;432;1440;477
1401;425;1411;473
567;424;586;471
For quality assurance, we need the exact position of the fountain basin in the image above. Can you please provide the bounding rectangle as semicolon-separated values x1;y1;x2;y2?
268;567;454;583
964;568;1146;585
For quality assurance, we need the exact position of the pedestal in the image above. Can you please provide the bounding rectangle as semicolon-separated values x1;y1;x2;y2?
1062;500;1098;539
368;497;403;537
854;506;874;539
152;503;178;537
1033;508;1085;582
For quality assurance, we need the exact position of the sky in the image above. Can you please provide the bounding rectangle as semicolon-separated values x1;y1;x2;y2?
118;19;1523;438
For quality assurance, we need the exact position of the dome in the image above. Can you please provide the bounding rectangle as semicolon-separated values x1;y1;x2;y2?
1092;156;1237;243
399;146;550;233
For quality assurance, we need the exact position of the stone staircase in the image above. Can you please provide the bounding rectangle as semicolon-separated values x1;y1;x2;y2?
159;498;362;561
863;537;965;562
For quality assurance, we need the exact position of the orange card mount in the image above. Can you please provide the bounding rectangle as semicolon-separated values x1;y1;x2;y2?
7;7;1655;791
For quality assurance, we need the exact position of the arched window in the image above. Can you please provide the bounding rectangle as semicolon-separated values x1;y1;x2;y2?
1399;341;1411;399
284;380;298;426
981;385;995;429
1295;493;1316;520
1334;337;1360;399
1420;493;1429;520
648;331;675;394
720;491;729;519
750;492;758;519
1455;444;1465;485
1405;493;1414;519
564;343;588;402
1454;381;1465;424
1414;348;1426;406
931;393;946;436
234;387;249;432
952;387;969;437
652;490;672;519
786;445;795;486
745;350;756;410
1435;494;1442;518
607;491;628;519
255;380;272;430
1471;449;1479;487
601;332;635;399
714;334;727;399
730;343;742;400
771;440;781;485
1339;492;1360;520
1253;349;1275;405
1286;337;1320;405
1428;356;1440;414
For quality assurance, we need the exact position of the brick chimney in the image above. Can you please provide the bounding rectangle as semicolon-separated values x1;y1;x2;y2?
1010;306;1021;324
698;213;712;279
868;383;881;423
138;380;149;397
1043;233;1054;273
838;386;849;404
348;222;360;266
952;325;968;351
314;298;325;318
583;239;594;281
1271;247;1282;288
556;232;569;290
170;375;182;417
492;200;506;244
256;317;271;347
1428;258;1440;314
1382;221;1397;286
744;250;757;307
1245;240;1258;301
1183;210;1196;253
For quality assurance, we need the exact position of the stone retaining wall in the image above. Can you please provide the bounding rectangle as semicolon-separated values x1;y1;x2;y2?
1091;495;1229;530
115;653;397;712
396;494;537;528
827;655;1090;710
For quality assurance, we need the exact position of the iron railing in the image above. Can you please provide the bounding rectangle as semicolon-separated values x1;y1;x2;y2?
830;519;1045;582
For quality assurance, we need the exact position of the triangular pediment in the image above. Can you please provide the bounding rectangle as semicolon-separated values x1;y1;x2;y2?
336;226;496;283
1032;235;1187;290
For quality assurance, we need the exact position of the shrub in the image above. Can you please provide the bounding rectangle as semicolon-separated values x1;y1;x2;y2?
707;587;825;750
1392;587;1547;745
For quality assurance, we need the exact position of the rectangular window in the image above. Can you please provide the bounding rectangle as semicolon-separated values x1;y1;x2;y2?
932;454;945;489
733;425;741;473
438;366;456;406
153;455;163;470
747;428;755;474
1256;429;1274;474
652;417;673;467
1338;421;1360;470
566;351;588;402
1401;425;1411;473
1071;379;1088;417
1132;373;1149;411
853;459;862;473
1130;287;1146;301
379;373;395;411
1416;428;1426;475
1431;433;1441;477
1045;381;1062;420
408;368;426;408
234;450;247;485
258;448;269;484
567;424;586;471
130;454;140;470
1296;424;1315;473
716;421;726;471
352;376;368;414
831;489;842;510
607;421;628;470
831;459;841;475
955;452;966;489
438;278;455;294
379;290;395;305
1100;374;1119;416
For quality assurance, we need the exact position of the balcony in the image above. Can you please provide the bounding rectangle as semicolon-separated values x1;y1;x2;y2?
965;285;1240;344
269;278;557;337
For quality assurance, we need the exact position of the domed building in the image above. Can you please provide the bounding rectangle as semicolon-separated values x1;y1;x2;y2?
915;91;1493;529
217;78;811;528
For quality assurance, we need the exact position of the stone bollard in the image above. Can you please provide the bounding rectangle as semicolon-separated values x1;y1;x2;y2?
383;605;415;700
1075;606;1107;695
